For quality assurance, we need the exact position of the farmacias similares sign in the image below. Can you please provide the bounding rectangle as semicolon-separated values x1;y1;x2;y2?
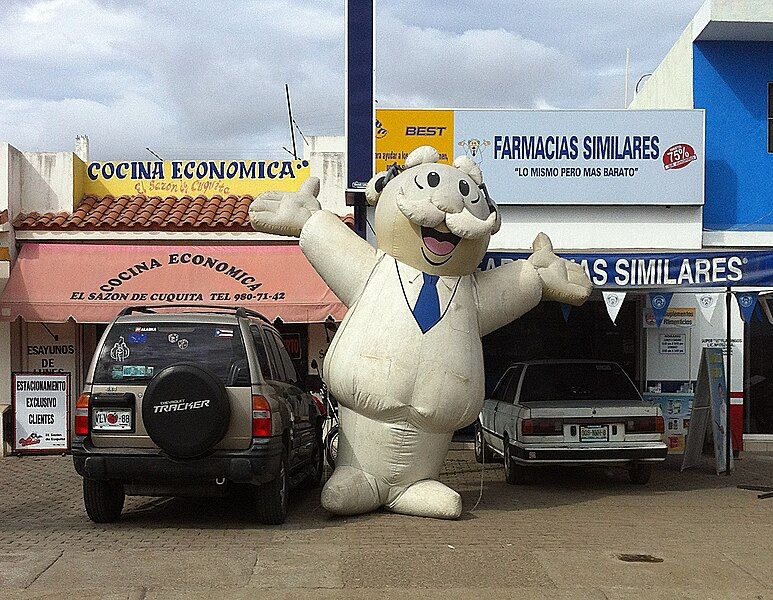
376;109;704;206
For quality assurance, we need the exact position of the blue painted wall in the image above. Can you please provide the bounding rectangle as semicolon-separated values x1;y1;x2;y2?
693;41;773;231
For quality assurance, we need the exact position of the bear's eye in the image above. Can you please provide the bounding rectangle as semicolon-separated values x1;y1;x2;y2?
458;180;470;196
427;171;440;188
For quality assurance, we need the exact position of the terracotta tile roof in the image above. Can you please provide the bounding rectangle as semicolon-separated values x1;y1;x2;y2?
13;195;355;232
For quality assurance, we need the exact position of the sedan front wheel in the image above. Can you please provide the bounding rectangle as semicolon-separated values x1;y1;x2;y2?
474;422;495;464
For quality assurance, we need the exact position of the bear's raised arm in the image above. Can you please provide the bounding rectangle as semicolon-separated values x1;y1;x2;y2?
474;233;592;336
474;259;543;337
300;211;378;307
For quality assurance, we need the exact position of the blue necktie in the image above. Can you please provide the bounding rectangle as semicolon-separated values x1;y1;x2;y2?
413;273;441;333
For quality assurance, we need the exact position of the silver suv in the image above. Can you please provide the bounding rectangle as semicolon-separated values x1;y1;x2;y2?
72;305;324;525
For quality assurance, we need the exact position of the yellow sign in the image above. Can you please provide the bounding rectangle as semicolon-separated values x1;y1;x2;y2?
375;109;454;173
81;159;311;200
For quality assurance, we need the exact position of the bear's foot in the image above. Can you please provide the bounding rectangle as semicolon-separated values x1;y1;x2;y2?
321;466;382;516
387;479;462;520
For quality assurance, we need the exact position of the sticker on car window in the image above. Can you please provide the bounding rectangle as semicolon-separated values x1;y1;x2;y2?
215;329;234;338
111;365;155;379
177;339;189;349
128;332;148;344
168;333;179;344
134;327;157;332
110;337;130;362
123;365;155;377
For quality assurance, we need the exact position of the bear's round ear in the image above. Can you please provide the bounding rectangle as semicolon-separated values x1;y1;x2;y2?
453;156;483;185
365;170;389;206
405;146;440;168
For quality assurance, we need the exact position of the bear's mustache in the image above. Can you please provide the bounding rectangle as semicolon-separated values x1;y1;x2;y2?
445;207;498;240
395;186;496;240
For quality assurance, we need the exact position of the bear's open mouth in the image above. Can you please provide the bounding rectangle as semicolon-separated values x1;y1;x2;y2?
421;226;461;257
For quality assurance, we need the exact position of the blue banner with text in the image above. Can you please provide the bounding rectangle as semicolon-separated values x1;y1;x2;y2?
480;250;773;289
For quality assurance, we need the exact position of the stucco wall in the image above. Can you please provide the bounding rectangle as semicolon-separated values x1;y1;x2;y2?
489;205;704;251
20;152;75;214
305;136;346;216
703;0;773;28
0;143;23;263
630;25;695;110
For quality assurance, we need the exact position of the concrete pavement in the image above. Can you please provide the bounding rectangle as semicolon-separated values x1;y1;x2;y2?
0;450;771;598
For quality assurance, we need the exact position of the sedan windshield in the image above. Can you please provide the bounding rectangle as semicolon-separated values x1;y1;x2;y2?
519;362;641;403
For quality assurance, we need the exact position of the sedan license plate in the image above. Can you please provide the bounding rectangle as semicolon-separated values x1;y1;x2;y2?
92;408;132;431
580;425;608;442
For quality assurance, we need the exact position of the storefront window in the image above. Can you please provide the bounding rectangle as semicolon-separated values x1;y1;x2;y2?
482;299;639;395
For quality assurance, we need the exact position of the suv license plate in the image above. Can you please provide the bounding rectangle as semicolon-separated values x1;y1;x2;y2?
92;408;132;431
580;425;608;442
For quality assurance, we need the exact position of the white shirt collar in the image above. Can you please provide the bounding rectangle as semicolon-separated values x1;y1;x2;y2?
394;257;458;291
394;258;460;311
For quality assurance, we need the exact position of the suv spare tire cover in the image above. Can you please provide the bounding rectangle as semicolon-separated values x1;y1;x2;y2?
142;364;230;459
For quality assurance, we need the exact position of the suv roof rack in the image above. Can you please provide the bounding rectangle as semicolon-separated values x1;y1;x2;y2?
117;304;272;324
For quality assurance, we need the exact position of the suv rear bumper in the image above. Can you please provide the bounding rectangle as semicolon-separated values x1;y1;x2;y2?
72;437;284;485
510;443;668;465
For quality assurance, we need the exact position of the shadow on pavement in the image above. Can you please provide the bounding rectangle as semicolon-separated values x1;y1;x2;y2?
454;452;773;514
110;452;773;527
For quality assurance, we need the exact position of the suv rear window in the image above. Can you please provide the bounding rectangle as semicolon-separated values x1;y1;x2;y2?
93;321;248;386
519;362;641;403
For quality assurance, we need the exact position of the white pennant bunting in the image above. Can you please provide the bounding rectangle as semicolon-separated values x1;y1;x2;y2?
695;293;720;323
602;291;626;325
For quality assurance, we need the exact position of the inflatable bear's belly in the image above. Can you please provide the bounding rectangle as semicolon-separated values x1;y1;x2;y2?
325;259;485;433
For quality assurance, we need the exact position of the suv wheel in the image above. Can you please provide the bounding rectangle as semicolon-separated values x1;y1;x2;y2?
83;478;125;523
504;438;529;485
255;453;289;525
474;422;495;464
299;427;324;490
628;463;652;485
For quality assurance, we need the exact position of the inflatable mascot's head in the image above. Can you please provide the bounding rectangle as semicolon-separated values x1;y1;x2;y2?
365;146;501;277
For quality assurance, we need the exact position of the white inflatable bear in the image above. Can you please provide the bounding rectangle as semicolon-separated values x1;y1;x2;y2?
250;146;591;519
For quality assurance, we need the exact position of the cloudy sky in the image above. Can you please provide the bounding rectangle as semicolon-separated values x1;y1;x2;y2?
0;0;705;160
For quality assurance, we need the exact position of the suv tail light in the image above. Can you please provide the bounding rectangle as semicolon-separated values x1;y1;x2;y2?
626;416;665;434
75;392;90;436
522;418;563;436
252;395;272;437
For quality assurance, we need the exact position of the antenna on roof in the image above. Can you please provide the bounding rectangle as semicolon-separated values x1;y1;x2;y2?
624;48;631;108
292;118;308;145
285;84;298;160
146;147;164;161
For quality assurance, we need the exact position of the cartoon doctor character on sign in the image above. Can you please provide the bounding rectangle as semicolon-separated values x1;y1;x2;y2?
250;146;591;519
